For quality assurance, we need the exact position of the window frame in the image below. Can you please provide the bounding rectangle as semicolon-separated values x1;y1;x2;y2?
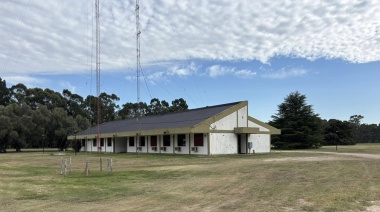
129;137;135;147
177;134;186;147
100;138;104;147
163;135;171;147
150;136;157;147
194;133;204;147
107;138;112;147
139;136;145;147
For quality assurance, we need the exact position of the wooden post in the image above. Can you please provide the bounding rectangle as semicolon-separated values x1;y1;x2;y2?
100;156;102;172
110;157;112;172
60;158;63;175
85;160;89;176
64;158;67;177
69;156;72;173
107;158;110;174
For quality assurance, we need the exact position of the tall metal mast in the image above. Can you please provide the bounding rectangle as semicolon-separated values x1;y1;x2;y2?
95;0;101;154
135;0;141;153
136;0;141;114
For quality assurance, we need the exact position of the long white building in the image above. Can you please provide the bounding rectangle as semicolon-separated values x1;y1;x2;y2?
67;101;280;155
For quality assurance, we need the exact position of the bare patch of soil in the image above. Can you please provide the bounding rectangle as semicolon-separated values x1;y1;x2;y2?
366;201;380;212
274;150;380;160
264;156;353;162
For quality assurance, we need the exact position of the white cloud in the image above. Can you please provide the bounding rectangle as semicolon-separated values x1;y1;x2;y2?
0;0;379;77
59;81;76;93
206;65;234;77
168;62;199;76
235;69;257;78
206;65;256;78
262;68;307;79
3;75;48;88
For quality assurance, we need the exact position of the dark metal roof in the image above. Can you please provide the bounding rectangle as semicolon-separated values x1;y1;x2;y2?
75;101;242;136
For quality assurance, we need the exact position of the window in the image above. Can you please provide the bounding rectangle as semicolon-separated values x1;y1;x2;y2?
194;133;204;146
139;136;145;146
107;138;112;147
81;140;85;147
93;139;96;146
177;134;186;146
100;138;104;147
150;136;157;146
129;137;135;146
163;135;171;146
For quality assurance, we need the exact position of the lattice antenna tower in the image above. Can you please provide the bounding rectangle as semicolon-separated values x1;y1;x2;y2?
136;0;141;117
135;0;141;153
95;0;101;154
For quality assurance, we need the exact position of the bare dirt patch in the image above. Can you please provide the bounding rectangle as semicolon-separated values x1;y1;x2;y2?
274;150;380;160
264;156;354;162
366;201;380;212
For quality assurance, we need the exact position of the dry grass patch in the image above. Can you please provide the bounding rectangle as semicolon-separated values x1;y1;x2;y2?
1;145;380;211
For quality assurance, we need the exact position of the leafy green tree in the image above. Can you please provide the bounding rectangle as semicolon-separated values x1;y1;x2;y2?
349;115;364;142
4;104;34;151
72;140;82;154
147;98;163;115
63;89;85;117
75;115;91;132
170;98;188;112
0;77;10;106
270;91;323;149
9;83;27;105
0;107;11;149
41;88;67;110
357;124;380;143
29;106;50;148
99;92;120;122
323;119;354;145
48;108;78;150
118;102;148;119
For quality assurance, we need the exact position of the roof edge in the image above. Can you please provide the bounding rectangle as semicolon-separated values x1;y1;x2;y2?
248;116;281;135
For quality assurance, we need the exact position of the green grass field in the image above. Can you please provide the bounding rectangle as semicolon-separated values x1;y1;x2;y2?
1;144;380;211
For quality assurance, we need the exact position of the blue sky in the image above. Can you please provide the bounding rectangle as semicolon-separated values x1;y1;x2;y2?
1;0;379;124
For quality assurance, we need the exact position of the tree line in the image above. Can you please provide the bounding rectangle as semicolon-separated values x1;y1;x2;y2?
269;92;380;149
0;77;188;151
1;77;379;151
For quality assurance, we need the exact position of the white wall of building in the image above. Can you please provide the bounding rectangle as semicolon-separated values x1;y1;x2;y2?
189;133;208;155
137;136;148;153
212;112;238;130
248;120;270;132
159;135;173;154
173;134;190;155
248;134;271;153
209;133;237;155
80;139;87;152
237;106;248;127
84;139;97;152
148;135;160;154
102;138;113;153
127;137;136;153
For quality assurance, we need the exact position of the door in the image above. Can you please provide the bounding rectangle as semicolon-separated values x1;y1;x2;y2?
238;134;242;154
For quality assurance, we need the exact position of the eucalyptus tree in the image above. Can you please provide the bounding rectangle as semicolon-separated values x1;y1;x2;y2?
62;89;85;118
0;77;10;106
9;83;27;105
170;98;188;112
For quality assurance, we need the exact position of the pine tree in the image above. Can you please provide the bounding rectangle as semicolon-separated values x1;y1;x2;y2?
270;91;323;149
